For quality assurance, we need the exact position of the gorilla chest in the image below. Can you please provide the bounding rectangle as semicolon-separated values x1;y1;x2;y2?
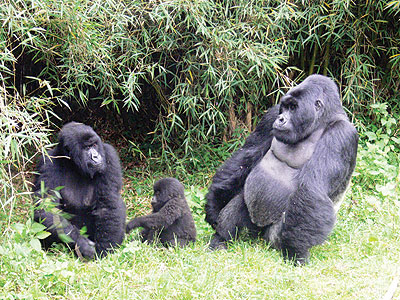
246;135;320;190
257;150;299;191
244;133;322;227
60;172;96;210
244;149;299;205
244;131;323;212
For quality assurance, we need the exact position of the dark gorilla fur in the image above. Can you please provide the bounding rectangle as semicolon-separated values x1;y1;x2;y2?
126;178;196;247
33;122;126;259
205;75;359;264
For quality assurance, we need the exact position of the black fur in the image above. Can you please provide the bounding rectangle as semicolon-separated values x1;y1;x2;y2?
126;178;196;247
33;122;126;259
205;75;359;264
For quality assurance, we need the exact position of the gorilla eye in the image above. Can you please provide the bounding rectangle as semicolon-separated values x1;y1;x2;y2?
289;103;297;111
85;143;96;150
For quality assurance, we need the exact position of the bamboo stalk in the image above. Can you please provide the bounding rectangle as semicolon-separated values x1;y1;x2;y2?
323;37;332;76
246;102;252;132
308;43;318;75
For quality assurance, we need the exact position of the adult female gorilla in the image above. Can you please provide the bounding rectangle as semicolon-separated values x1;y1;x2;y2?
33;122;126;259
205;75;359;264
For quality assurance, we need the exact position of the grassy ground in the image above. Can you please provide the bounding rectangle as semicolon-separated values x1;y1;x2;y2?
1;149;399;300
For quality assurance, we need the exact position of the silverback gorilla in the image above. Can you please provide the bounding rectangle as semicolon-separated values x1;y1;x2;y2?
33;122;126;259
205;75;359;264
126;178;196;247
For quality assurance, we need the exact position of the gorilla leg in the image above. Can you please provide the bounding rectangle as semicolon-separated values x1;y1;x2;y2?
280;187;336;265
209;192;256;249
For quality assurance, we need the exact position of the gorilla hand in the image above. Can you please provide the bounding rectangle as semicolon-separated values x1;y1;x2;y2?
76;236;96;260
126;218;142;233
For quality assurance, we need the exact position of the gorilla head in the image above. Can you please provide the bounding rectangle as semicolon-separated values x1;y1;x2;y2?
57;122;106;178
272;75;344;145
150;178;185;212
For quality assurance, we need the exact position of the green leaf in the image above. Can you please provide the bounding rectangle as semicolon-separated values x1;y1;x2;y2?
13;223;25;234
31;222;47;233
30;238;42;251
59;233;74;243
36;231;52;240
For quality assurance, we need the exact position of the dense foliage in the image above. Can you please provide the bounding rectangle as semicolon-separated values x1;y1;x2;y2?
2;0;400;137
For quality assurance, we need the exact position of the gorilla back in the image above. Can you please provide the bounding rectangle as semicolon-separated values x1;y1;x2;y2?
206;75;358;264
33;122;126;259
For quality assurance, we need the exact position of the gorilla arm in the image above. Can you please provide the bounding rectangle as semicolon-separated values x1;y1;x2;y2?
280;119;358;262
93;144;126;257
126;198;183;233
33;156;96;259
34;206;95;259
205;105;279;227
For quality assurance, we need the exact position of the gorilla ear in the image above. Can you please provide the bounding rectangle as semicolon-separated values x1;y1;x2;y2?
315;99;324;111
64;144;70;155
58;137;69;156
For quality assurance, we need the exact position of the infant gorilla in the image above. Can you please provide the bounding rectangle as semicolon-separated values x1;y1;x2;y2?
126;178;196;247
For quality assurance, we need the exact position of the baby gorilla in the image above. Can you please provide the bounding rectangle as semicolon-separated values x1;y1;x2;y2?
126;178;196;247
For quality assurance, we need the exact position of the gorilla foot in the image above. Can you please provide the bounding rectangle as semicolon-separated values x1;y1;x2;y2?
283;249;310;266
209;234;228;250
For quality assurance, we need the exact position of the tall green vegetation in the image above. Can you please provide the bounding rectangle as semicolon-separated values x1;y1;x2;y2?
1;0;399;220
2;0;400;140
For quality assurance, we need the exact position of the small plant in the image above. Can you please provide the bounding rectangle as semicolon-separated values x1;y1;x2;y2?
7;219;50;256
354;103;399;197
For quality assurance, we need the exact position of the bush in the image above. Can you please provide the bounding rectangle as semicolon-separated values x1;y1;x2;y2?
1;0;399;155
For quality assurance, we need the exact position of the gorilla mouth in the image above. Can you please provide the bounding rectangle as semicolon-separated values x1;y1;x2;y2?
272;127;291;138
86;163;105;178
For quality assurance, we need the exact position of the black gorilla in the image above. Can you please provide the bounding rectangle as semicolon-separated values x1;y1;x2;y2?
33;122;126;259
126;178;196;247
205;75;359;264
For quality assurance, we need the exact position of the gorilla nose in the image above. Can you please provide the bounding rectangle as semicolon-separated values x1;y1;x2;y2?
278;115;286;124
90;149;102;164
273;115;287;130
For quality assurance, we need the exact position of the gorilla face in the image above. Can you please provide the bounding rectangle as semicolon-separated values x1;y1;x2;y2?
59;122;106;178
272;84;325;145
151;181;167;212
80;134;106;178
150;190;164;212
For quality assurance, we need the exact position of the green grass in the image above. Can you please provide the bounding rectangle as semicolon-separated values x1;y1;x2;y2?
1;154;399;300
1;138;400;299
